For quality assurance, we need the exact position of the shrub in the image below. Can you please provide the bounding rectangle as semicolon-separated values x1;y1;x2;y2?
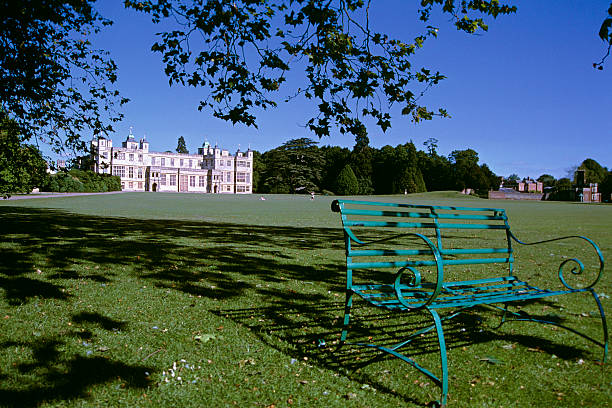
43;170;121;193
335;164;359;195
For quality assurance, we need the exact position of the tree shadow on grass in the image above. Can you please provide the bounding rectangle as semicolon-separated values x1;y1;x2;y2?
0;206;344;305
0;309;142;407
0;337;151;408
213;298;591;405
0;276;70;306
72;311;128;332
0;205;344;405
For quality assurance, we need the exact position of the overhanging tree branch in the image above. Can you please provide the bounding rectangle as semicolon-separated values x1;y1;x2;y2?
594;3;612;70
125;0;516;141
0;1;128;155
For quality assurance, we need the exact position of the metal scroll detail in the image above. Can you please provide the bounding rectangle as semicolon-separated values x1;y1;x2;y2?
392;233;444;310
509;232;604;290
558;258;587;290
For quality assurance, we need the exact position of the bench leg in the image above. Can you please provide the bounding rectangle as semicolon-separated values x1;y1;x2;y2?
496;302;511;329
339;290;354;344
589;288;609;363
428;308;449;407
491;291;608;363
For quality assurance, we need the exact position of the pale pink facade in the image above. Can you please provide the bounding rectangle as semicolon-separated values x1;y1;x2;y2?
91;133;253;194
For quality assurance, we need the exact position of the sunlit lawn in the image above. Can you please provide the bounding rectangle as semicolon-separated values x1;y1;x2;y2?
0;192;610;407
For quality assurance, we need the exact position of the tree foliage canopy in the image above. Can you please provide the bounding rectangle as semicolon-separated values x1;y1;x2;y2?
0;117;47;197
600;171;612;202
579;158;608;184
176;136;189;154
126;0;515;141
536;174;556;188
259;137;324;193
335;163;359;195
0;0;128;153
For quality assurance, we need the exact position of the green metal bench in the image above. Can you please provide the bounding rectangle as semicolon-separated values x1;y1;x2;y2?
331;199;607;406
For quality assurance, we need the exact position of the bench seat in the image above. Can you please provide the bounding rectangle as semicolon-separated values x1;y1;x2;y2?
353;276;585;310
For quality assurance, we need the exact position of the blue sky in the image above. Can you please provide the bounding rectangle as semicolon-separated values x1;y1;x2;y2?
85;1;611;179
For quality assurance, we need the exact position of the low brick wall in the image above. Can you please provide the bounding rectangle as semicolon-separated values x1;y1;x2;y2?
488;191;544;200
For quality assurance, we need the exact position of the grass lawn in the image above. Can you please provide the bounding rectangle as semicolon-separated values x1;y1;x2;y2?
0;192;610;407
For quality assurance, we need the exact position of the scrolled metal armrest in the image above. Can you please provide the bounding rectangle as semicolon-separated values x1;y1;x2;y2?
392;233;444;310
509;232;604;290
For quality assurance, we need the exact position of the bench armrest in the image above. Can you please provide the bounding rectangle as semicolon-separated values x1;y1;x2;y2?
393;233;445;310
509;231;604;290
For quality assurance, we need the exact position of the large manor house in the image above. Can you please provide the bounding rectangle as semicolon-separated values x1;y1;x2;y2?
91;132;253;194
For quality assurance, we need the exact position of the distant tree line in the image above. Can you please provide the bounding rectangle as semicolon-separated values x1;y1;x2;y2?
252;137;499;196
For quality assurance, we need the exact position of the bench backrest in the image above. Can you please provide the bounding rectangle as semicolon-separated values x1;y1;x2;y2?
331;199;515;291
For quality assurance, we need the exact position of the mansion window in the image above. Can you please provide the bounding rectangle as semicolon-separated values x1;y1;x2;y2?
113;166;125;178
237;185;246;192
170;159;175;167
138;154;143;162
138;168;143;179
138;182;143;189
160;175;166;185
189;159;193;167
170;175;177;186
129;182;133;188
189;176;196;187
226;173;231;182
161;158;165;166
226;160;231;166
117;152;125;160
246;162;251;168
151;157;156;165
236;172;246;183
199;176;206;187
180;159;184;167
129;154;134;161
128;167;134;178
